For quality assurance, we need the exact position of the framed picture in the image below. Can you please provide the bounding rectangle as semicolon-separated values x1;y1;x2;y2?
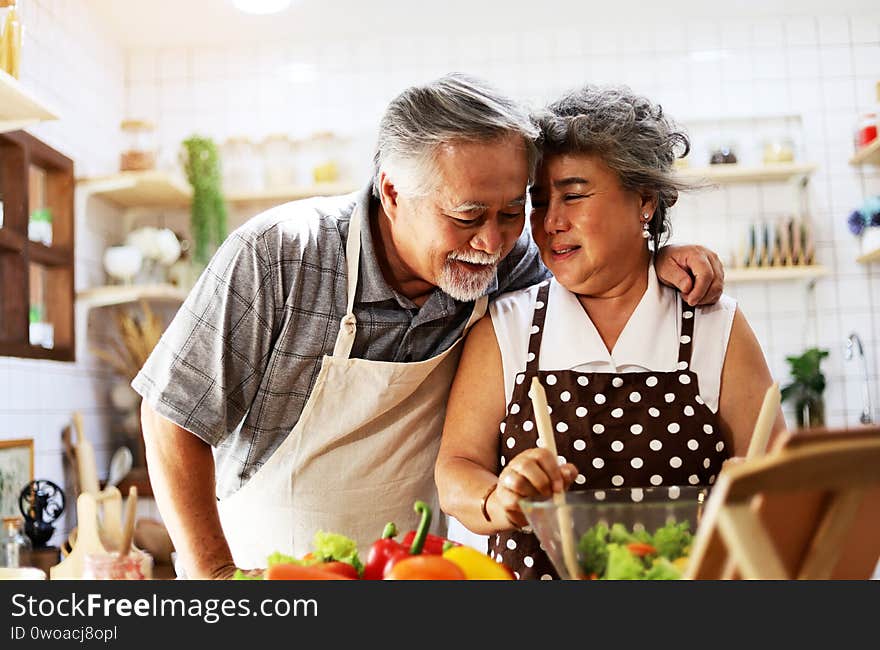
0;438;34;519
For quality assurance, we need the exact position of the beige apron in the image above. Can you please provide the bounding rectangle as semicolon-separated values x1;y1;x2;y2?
217;204;488;568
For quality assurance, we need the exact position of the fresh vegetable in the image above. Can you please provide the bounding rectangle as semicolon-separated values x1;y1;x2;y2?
381;500;434;578
384;555;466;580
443;545;513;580
318;561;361;579
310;530;364;576
576;520;694;580
401;529;457;555
363;522;408;580
626;542;657;557
235;530;364;580
265;563;354;580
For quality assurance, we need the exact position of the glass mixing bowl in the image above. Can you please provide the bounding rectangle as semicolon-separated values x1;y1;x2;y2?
520;486;709;580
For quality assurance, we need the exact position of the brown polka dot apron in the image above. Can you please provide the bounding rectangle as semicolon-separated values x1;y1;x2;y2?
490;281;732;579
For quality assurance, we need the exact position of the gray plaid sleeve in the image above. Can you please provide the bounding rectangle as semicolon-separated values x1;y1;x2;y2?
132;228;280;446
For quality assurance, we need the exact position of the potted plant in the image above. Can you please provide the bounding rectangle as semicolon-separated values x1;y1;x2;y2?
781;347;829;429
180;135;228;267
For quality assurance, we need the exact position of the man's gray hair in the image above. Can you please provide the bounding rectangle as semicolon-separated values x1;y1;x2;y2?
372;73;539;199
534;85;692;250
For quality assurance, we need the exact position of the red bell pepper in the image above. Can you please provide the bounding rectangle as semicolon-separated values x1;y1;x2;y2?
363;522;407;580
401;529;458;555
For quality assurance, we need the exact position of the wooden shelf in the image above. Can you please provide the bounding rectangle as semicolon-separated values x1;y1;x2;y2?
676;163;817;184
28;242;72;267
0;69;59;133
226;181;358;204
0;228;25;252
76;283;188;310
76;171;192;209
726;265;829;282
850;139;880;166
856;247;880;264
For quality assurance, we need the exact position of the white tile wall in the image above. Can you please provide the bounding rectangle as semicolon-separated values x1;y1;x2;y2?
0;0;129;545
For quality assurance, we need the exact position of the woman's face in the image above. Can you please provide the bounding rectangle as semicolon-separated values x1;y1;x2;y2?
529;153;652;295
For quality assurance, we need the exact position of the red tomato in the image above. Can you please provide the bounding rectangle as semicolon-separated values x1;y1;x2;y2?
266;563;353;580
626;542;657;557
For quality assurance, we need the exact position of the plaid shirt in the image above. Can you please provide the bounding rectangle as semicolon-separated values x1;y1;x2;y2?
132;185;549;498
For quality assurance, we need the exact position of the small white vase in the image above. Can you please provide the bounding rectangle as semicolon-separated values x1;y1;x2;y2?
862;227;880;257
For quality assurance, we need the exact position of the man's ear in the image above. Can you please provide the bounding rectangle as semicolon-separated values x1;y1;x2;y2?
378;172;399;221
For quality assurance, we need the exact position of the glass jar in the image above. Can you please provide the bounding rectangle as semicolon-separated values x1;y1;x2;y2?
82;550;153;580
120;120;157;171
762;136;795;164
0;517;33;568
260;134;298;189
297;132;342;184
709;143;738;165
221;136;264;195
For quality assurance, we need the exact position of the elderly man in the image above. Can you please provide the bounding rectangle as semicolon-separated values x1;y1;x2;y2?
134;73;723;579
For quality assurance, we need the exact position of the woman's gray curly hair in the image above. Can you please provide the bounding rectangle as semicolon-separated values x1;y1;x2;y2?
534;85;692;250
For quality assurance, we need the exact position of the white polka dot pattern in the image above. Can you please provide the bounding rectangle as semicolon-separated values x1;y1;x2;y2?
491;282;728;580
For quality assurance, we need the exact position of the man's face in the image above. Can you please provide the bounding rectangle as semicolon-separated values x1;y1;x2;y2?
390;135;530;301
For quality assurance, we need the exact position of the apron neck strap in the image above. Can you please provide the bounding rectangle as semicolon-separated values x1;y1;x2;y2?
525;281;551;374
333;203;491;360
678;299;696;367
332;205;364;359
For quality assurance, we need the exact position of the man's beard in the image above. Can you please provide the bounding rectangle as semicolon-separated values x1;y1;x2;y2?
438;249;502;302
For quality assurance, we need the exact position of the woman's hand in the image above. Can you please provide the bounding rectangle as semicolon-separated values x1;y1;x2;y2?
655;244;725;306
491;448;578;529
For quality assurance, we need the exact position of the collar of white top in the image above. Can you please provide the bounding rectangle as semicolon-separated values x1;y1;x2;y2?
539;265;680;373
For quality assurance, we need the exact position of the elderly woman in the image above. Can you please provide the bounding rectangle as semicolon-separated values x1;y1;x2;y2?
435;85;787;580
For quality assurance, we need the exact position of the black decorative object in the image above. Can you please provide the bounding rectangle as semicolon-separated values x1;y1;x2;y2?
19;479;65;548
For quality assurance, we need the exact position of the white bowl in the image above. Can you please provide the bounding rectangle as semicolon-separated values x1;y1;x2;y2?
103;245;143;283
0;567;47;580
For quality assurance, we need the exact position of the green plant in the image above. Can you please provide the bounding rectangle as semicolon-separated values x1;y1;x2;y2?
781;347;829;429
181;135;228;266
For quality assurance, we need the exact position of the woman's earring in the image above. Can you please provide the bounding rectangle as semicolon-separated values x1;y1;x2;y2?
642;214;651;239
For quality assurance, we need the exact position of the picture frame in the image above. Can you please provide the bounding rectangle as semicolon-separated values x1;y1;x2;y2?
0;438;35;519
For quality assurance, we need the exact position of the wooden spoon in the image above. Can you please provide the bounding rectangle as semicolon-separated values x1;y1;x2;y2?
530;377;581;579
119;486;138;557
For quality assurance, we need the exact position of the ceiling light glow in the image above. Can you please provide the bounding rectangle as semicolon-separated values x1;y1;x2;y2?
231;0;292;15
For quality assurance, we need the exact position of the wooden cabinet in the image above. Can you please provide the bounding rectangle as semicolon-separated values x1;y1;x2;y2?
0;130;75;361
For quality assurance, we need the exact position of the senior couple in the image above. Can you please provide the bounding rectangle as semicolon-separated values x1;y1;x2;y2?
134;74;785;580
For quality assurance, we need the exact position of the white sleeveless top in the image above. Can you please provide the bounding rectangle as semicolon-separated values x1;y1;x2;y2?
489;266;737;413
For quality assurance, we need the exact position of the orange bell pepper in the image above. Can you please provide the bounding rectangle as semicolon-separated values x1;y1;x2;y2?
383;555;465;580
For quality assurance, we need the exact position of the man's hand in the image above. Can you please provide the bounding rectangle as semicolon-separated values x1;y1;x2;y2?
655;244;725;306
210;563;263;580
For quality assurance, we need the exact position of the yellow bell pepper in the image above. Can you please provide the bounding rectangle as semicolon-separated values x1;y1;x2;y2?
443;545;514;580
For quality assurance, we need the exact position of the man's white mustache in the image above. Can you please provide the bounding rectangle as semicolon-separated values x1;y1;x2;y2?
447;251;502;266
